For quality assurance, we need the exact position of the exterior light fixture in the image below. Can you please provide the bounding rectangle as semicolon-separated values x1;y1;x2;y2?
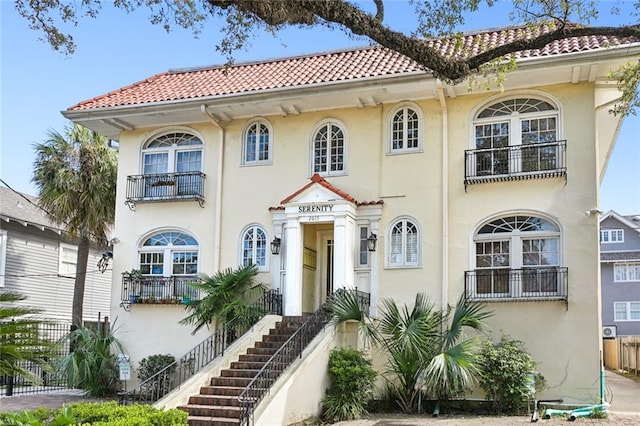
367;233;378;252
271;237;281;255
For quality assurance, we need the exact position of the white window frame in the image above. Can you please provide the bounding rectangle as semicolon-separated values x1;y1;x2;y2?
386;217;421;268
601;229;624;243
614;301;640;321
138;231;199;277
242;119;273;166
0;230;7;287
58;242;78;278
387;102;424;155
470;94;562;176
239;225;269;272
141;129;204;175
614;262;640;282
310;119;348;177
473;214;561;298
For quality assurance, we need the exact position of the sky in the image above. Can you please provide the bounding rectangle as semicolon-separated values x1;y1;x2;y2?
1;0;639;214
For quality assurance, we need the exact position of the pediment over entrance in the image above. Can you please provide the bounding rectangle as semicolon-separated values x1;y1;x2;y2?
279;173;358;206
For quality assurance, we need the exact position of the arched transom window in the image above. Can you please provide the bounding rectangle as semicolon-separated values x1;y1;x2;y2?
388;217;420;268
243;120;272;165
473;97;560;176
139;231;199;276
473;215;562;297
241;225;268;271
312;122;346;176
389;104;422;153
142;131;203;197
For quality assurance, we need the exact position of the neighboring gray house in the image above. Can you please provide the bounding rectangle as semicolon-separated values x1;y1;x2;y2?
0;186;111;324
600;210;640;337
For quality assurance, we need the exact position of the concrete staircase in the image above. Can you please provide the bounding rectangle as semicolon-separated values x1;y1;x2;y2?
179;317;304;426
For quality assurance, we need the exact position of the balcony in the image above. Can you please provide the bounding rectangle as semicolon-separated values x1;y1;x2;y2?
121;275;201;309
464;267;568;302
464;140;566;187
125;171;206;209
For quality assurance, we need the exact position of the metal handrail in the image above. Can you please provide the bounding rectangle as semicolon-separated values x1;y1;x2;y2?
119;289;282;405
238;288;370;426
464;267;568;301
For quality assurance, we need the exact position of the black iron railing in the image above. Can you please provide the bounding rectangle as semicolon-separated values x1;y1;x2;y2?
238;288;370;426
464;140;566;185
1;322;70;396
119;289;282;405
121;275;201;307
125;171;205;208
464;267;568;301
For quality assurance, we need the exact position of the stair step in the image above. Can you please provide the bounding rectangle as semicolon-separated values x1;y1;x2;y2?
199;385;244;396
188;394;241;407
180;404;241;419
221;368;260;378
254;340;284;349
186;415;241;426
211;376;253;387
246;346;277;355
238;353;272;363
230;360;266;370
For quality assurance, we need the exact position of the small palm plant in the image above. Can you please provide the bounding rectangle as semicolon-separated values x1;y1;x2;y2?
0;292;59;385
329;292;491;413
56;320;124;396
179;263;265;334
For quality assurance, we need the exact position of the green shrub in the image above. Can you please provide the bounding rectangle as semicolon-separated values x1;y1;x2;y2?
137;354;176;381
478;334;545;413
0;402;187;426
321;347;377;423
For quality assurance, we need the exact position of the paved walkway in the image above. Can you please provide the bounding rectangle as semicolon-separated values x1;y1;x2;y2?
1;370;639;425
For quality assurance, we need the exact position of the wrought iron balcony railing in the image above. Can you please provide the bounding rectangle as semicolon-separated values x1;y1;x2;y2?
464;140;566;187
125;171;206;209
464;267;568;302
120;275;201;310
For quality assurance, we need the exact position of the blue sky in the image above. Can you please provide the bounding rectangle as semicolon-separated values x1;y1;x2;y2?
1;1;638;214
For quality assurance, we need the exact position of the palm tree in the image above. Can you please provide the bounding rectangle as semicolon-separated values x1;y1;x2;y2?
180;263;265;334
329;292;491;413
0;292;59;385
32;124;117;329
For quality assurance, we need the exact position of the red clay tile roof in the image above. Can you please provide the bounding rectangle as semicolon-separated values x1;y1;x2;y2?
67;24;636;111
274;174;383;209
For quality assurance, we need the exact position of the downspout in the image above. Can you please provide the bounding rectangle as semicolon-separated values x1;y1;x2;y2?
201;105;225;272
436;80;449;312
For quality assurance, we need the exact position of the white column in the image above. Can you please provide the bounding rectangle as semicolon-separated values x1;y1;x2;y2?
284;219;302;315
333;214;356;291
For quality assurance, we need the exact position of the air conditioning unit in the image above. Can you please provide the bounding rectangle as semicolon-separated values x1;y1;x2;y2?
602;326;617;339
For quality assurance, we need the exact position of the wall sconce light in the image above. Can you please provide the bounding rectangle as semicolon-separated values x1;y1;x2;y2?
271;237;281;255
367;233;378;252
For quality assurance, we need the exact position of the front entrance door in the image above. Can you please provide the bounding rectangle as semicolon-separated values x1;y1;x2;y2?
319;231;335;305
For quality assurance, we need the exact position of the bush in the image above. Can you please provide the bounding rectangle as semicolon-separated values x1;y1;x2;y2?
321;347;377;423
0;402;187;426
137;354;176;381
478;334;545;413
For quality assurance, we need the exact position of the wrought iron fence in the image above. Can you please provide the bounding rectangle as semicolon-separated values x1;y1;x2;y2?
1;322;70;396
464;140;566;185
119;289;282;405
464;267;568;301
125;171;205;208
121;275;200;308
238;288;370;426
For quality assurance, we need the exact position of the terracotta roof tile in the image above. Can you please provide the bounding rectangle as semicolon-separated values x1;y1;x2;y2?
67;24;637;111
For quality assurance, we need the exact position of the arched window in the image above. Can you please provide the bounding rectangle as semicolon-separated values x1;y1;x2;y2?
243;120;272;165
142;131;203;198
472;214;563;298
472;96;561;176
388;217;420;268
241;225;268;271
311;121;347;176
139;231;199;276
389;103;423;154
